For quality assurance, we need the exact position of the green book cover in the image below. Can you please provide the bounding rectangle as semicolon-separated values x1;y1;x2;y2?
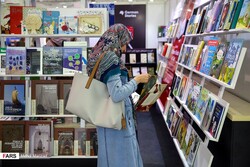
236;0;250;28
230;0;245;29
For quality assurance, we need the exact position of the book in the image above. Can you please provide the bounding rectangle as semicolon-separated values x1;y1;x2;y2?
172;73;182;97
43;47;63;74
208;102;225;138
181;123;193;152
218;39;244;85
132;67;140;77
129;53;136;64
86;128;98;156
42;11;60;34
25;121;52;157
193;87;210;122
193;142;213;167
63;47;83;74
59;80;73;115
10;6;23;34
74;128;86;156
158;25;167;37
210;43;228;79
135;75;167;112
217;1;231;30
236;0;250;29
54;128;74;156
59;16;78;34
230;0;245;29
140;53;147;63
1;4;11;34
0;48;6;75
202;94;217;130
0;121;25;153
176;113;189;147
26;47;42;74
147;67;155;75
170;110;182;137
186;80;202;113
6;47;26;75
223;0;238;30
191;41;205;69
147;52;155;63
140;67;148;74
31;80;59;115
196;5;209;34
2;80;25;115
166;104;176;128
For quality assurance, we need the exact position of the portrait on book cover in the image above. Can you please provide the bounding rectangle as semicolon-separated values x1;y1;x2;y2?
58;131;74;155
29;124;50;156
4;84;25;115
35;84;59;115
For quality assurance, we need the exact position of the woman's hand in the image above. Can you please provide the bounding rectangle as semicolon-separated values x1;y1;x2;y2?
134;73;151;84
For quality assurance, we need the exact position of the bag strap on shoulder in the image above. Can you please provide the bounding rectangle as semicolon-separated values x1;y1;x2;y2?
85;52;106;89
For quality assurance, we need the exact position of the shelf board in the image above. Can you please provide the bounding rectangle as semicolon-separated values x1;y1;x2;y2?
0;34;101;38
172;138;189;167
185;29;250;37
158;37;173;42
157;99;165;113
0;114;78;117
0;74;75;77
50;156;97;159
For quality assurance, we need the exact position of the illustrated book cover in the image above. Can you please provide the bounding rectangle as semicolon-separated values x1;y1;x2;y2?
54;128;74;156
25;121;52;157
202;94;217;130
59;16;78;34
42;11;60;34
185;80;202;113
176;113;189;148
26;47;42;74
10;6;23;34
43;47;63;74
63;47;82;74
135;75;167;112
1;80;25;115
235;0;250;29
31;80;59;115
6;47;26;75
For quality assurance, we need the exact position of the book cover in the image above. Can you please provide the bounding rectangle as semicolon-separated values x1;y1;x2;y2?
236;0;250;29
1;4;10;34
176;114;189;147
59;16;78;34
140;53;147;63
2;80;25;115
158;25;167;37
166;104;176;128
186;130;201;166
64;41;88;66
218;39;244;85
135;75;167;112
6;47;26;75
22;7;45;34
0;121;25;153
132;67;140;77
172;73;182;97
181;124;193;152
200;37;219;76
193;87;210;122
86;128;98;156
196;5;208;34
42;11;60;34
140;67;148;74
223;0;239;30
202;94;217;130
63;47;82;74
74;128;86;156
191;41;205;69
10;6;23;34
58;80;73;115
178;75;188;100
147;67;155;75
26;47;42;74
161;43;168;57
129;53;136;64
170;110;182;137
31;80;59;115
147;52;155;63
0;48;6;75
43;47;63;74
208;102;225;138
218;2;231;30
25;121;51;157
54;128;74;156
186;80;202;113
230;0;245;29
186;15;197;34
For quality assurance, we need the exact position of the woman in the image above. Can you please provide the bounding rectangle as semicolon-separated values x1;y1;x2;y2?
87;23;150;167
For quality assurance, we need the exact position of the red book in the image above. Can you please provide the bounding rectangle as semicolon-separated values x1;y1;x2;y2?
161;43;168;56
10;6;23;34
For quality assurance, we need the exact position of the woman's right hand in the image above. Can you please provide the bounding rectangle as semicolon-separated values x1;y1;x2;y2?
134;73;151;84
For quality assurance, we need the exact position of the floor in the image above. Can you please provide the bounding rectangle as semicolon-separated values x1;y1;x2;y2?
137;104;184;167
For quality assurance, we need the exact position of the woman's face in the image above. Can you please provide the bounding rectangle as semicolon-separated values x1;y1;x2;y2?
121;44;127;53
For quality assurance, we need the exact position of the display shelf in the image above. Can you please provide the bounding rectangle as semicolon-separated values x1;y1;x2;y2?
0;34;101;38
157;99;164;113
0;74;75;77
185;29;250;37
50;156;97;159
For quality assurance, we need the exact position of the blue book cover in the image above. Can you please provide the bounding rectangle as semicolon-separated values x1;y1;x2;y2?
63;47;82;74
42;11;60;34
186;80;202;113
43;47;63;74
200;37;219;75
4;83;25;115
6;47;26;75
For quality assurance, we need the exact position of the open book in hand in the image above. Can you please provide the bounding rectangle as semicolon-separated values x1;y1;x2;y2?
134;75;167;112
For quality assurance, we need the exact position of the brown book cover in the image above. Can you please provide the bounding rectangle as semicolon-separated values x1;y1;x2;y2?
74;128;86;156
58;80;73;115
86;128;98;156
25;120;52;157
31;80;59;115
54;127;74;156
0;121;26;153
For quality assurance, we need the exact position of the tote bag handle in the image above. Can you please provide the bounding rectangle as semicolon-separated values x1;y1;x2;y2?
85;52;106;89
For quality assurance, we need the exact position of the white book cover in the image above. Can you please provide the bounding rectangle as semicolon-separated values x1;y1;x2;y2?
0;48;6;75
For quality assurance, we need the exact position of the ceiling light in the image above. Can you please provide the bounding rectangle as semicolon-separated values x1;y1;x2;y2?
63;5;67;8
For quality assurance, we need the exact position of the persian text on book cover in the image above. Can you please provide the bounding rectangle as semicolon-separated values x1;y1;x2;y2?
59;16;78;34
2;123;25;153
26;48;42;74
43;47;63;74
218;39;244;85
0;48;6;75
22;7;45;34
58;130;74;155
74;128;86;156
236;0;250;29
34;84;59;115
3;83;25;115
78;9;106;35
10;6;23;34
63;47;82;74
6;47;26;75
42;11;60;34
28;124;51;157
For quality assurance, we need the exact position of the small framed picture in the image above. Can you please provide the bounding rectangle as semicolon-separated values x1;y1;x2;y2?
147;52;155;63
140;53;147;63
132;67;140;77
140;67;148;74
129;53;136;64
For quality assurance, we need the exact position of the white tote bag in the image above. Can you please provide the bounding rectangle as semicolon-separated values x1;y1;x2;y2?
66;53;125;130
